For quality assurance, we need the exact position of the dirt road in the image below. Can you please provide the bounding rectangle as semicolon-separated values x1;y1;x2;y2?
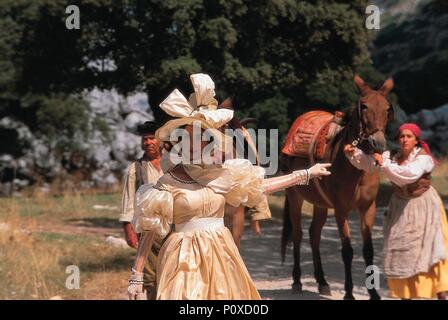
240;207;392;300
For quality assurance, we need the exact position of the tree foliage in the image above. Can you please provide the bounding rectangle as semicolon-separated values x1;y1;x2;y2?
1;0;374;150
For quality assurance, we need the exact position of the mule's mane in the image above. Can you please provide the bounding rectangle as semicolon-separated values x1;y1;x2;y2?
218;97;239;129
341;106;357;124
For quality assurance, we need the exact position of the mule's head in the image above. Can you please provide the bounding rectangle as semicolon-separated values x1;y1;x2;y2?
353;75;394;153
218;97;240;130
218;97;260;163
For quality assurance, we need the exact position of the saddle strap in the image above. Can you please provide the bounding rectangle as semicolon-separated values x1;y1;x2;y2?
308;119;334;208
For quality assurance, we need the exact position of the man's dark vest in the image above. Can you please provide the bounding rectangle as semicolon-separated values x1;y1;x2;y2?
134;158;145;190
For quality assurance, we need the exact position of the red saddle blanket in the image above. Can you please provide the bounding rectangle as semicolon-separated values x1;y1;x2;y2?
281;111;334;159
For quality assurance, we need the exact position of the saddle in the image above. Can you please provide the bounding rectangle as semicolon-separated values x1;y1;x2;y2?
281;111;345;159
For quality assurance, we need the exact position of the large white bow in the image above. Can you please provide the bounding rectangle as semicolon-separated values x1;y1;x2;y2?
159;73;234;128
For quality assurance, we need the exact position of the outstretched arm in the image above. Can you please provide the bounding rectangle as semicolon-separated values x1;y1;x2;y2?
262;163;331;194
127;231;156;300
344;144;378;173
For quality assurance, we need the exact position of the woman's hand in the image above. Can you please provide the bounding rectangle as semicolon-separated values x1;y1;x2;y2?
344;144;356;156
263;163;331;193
128;232;155;300
127;269;146;300
308;163;332;179
373;153;384;166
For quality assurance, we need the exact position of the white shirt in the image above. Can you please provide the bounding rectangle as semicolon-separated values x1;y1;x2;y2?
119;159;162;223
346;146;434;187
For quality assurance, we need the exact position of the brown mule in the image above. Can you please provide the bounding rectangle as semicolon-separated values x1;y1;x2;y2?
281;75;394;300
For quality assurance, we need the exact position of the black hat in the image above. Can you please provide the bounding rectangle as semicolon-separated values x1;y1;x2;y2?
136;121;159;135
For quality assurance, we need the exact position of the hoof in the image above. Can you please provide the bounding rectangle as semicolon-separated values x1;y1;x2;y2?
292;283;303;293
343;293;355;300
369;291;381;300
318;284;332;296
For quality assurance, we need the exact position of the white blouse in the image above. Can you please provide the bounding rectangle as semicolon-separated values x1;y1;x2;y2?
119;160;162;223
346;146;434;187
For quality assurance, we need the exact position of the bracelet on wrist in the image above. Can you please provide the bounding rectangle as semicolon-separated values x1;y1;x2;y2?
129;279;144;284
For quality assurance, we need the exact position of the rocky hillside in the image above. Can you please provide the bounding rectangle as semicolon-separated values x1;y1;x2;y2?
0;90;152;196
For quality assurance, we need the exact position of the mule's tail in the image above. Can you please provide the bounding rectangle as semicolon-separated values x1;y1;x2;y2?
281;196;292;264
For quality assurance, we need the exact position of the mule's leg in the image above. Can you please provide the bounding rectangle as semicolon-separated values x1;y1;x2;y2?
231;206;246;250
286;187;304;293
359;201;381;300
309;206;331;295
437;292;447;300
335;209;355;300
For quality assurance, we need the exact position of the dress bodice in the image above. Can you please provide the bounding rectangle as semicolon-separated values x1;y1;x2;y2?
156;174;227;224
132;159;265;238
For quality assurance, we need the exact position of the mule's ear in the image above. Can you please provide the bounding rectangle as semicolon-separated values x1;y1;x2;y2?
354;74;370;96
218;97;233;110
240;117;258;127
379;77;394;96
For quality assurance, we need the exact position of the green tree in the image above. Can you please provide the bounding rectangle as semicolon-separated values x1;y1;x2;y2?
2;0;372;125
372;0;448;112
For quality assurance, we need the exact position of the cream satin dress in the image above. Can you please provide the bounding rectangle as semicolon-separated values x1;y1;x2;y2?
133;159;263;300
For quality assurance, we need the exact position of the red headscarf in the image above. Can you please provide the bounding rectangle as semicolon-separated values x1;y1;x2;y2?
399;123;436;162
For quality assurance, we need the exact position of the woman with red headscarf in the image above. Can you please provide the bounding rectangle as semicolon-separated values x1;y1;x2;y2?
344;123;448;300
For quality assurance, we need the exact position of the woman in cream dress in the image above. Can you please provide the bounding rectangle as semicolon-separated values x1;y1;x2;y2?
344;123;448;300
126;73;332;300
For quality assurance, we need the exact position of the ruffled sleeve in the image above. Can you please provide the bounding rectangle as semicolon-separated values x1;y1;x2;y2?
132;180;173;238
222;159;265;208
